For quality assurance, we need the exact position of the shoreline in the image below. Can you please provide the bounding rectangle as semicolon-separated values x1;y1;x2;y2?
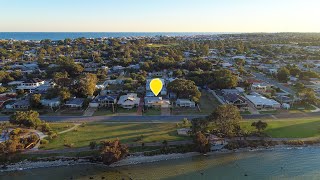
1;144;319;172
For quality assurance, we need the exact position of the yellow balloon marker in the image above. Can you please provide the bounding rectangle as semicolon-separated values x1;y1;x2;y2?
150;78;163;96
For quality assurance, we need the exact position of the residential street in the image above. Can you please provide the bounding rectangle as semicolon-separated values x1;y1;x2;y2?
0;112;319;123
252;72;295;95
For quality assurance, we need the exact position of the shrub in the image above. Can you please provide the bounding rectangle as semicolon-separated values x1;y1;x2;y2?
40;139;49;144
89;141;97;149
64;143;74;148
48;132;58;139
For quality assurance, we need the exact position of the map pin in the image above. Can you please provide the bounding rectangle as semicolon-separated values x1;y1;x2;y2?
150;78;163;96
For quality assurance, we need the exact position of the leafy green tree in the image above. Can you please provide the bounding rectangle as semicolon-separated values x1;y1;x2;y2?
211;69;238;89
30;94;42;109
59;87;71;102
167;79;201;102
75;73;98;97
251;120;268;133
9;111;41;129
194;132;210;153
277;67;290;83
298;88;318;105
0;87;7;94
191;118;209;133
208;105;242;137
100;139;129;165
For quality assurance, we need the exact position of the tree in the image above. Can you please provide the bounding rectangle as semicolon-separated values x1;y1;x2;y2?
294;82;305;90
251;120;268;133
191;118;209;134
173;69;183;77
277;67;290;83
30;94;42;108
9;111;41;129
211;69;238;89
194;132;210;153
16;89;25;97
100;139;129;165
208;105;242;137
89;141;97;150
0;87;7;94
298;88;318;105
167;79;201;102
59;87;71;102
75;73;98;97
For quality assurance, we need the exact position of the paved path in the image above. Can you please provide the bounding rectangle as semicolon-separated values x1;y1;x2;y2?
57;123;81;134
28;123;81;151
311;105;320;113
83;107;97;117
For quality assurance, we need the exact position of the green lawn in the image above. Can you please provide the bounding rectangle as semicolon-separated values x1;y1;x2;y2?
93;109;115;116
49;123;74;132
289;102;316;113
259;110;278;114
198;90;221;114
240;111;251;115
241;117;320;138
172;90;220;115
43;123;190;150
143;108;161;116
116;107;137;114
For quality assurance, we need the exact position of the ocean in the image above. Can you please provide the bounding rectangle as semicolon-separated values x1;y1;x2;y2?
0;32;223;41
1;147;320;179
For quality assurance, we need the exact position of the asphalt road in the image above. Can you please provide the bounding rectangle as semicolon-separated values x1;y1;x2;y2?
0;112;319;123
252;72;295;95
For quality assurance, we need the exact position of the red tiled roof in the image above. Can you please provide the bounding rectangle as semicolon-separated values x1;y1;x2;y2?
0;96;11;102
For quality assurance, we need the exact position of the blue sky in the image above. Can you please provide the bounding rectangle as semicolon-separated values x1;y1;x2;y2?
1;0;320;32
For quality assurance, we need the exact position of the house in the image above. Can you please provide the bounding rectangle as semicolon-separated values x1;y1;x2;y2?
145;97;162;107
168;92;177;99
40;98;61;108
221;62;232;68
146;78;166;96
10;99;30;110
221;89;242;95
112;65;125;72
16;78;45;93
0;96;13;108
245;93;281;110
222;93;248;110
117;93;140;109
251;83;268;93
65;98;84;108
150;71;163;77
176;99;196;108
8;81;24;86
144;96;170;108
89;95;117;108
275;95;293;103
269;68;278;74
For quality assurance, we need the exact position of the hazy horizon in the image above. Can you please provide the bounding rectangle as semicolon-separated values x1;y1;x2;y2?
1;0;320;32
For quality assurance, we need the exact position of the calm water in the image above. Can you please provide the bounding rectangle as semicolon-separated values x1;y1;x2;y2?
0;32;223;41
1;147;320;180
